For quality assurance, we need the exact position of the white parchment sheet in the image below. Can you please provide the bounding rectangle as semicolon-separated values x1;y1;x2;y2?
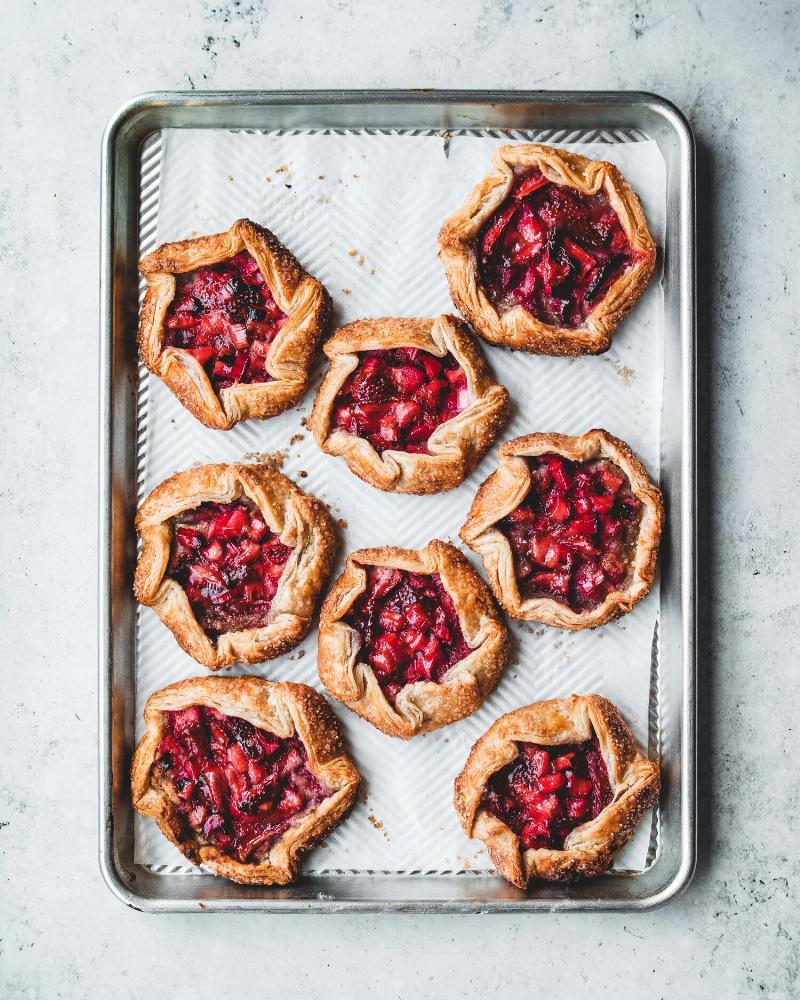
134;128;666;875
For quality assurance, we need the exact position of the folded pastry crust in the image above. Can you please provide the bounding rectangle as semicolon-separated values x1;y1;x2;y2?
454;694;659;887
138;218;331;429
131;676;360;885
438;144;656;356
134;462;336;669
317;540;509;738
307;314;509;494
460;429;663;629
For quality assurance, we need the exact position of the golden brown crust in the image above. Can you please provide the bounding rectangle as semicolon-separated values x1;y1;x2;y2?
134;462;336;668
317;539;509;738
453;694;659;887
460;429;663;629
131;676;360;885
138;219;331;429
308;314;509;494
438;144;656;356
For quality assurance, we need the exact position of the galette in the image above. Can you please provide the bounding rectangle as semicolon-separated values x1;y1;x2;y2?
454;694;659;887
138;218;331;429
438;144;656;356
460;429;663;629
307;314;509;494
134;462;335;668
317;539;509;738
131;676;360;884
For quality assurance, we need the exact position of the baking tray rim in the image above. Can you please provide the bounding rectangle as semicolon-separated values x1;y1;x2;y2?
99;89;696;913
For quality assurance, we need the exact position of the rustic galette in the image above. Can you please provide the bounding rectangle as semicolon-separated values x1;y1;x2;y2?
454;694;659;887
317;539;509;738
308;314;509;494
131;676;360;885
438;144;656;356
134;462;335;668
138;218;331;429
460;430;663;629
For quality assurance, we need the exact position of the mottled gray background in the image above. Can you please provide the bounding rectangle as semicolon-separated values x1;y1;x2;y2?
1;1;797;997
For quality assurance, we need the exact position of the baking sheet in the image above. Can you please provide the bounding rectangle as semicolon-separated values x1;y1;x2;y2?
133;127;666;875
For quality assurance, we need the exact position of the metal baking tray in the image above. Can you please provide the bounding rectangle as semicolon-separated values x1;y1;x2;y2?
99;90;696;912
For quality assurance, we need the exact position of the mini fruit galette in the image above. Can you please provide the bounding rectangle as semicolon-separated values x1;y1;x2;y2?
460;429;663;629
131;676;360;884
438;144;656;356
454;694;659;886
308;314;509;494
134;462;335;669
317;540;509;738
138;218;331;429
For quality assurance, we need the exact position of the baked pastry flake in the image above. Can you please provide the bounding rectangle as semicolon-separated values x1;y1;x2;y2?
131;676;360;885
454;694;659;886
308;314;509;494
318;539;509;738
439;144;656;355
134;462;336;668
460;429;663;629
138;218;331;429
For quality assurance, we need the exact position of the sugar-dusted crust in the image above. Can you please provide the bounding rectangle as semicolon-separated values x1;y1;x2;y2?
134;462;336;669
438;144;656;356
131;676;360;885
317;539;509;738
460;429;663;629
453;694;659;887
138;218;331;429
307;314;509;494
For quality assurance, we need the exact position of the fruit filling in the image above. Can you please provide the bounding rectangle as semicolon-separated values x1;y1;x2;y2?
497;454;641;611
481;738;612;850
162;251;287;391
477;169;637;329
331;348;470;455
155;705;327;863
345;566;472;703
169;498;293;637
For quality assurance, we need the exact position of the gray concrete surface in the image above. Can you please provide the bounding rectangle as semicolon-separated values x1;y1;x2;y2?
1;1;797;997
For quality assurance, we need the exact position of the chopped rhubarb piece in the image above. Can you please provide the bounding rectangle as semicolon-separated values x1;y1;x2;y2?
331;347;470;456
477;170;637;329
481;737;612;849
344;566;471;703
169;498;293;637
498;454;641;610
161;251;286;392
155;705;327;863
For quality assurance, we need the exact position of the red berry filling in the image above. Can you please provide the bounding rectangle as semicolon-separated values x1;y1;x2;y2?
345;566;471;703
155;705;326;863
481;738;612;850
331;348;470;455
498;454;641;611
162;251;286;391
478;169;637;329
169;498;293;637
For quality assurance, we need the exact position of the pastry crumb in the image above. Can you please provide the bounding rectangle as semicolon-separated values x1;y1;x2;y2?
341;287;351;295
337;518;348;529
348;249;358;257
617;365;636;387
318;174;326;180
227;175;234;182
300;416;309;427
367;814;384;831
275;165;289;174
265;176;272;183
289;433;304;445
297;470;308;478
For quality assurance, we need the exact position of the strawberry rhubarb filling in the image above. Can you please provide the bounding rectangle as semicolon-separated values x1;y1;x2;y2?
345;566;472;703
162;251;287;391
331;348;470;454
498;454;641;611
155;705;327;862
482;738;613;850
478;169;637;329
169;498;293;637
